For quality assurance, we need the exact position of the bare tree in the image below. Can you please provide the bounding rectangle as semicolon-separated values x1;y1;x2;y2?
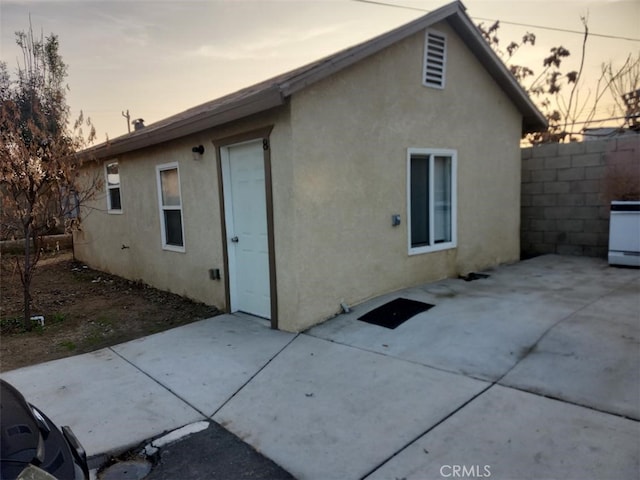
478;19;639;144
0;21;101;330
604;53;640;129
478;20;578;143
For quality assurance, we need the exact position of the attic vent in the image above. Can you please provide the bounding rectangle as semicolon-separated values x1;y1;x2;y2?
423;30;446;89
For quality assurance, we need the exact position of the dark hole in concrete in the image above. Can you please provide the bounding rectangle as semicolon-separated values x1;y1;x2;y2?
458;272;490;282
358;298;434;329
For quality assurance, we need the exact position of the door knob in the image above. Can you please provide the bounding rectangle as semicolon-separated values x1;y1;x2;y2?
231;236;239;243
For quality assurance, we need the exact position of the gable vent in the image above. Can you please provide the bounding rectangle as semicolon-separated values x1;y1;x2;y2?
423;30;447;89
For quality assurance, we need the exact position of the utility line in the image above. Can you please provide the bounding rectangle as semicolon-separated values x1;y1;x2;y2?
352;0;640;42
474;16;640;42
564;114;630;125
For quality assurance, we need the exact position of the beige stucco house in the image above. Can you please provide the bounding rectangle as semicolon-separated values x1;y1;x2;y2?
76;1;546;332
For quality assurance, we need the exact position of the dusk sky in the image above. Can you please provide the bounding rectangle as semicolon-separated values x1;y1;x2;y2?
1;0;638;142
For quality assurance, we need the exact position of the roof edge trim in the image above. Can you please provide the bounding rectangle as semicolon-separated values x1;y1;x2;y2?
82;86;284;161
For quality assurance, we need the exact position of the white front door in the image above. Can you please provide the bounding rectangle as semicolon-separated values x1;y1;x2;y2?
222;140;271;319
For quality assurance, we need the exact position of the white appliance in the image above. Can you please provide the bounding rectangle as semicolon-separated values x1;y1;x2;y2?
608;201;640;267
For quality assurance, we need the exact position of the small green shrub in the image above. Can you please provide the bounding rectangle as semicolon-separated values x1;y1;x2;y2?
59;340;76;351
0;317;23;334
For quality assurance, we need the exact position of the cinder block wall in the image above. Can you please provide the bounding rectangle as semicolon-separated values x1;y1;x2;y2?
521;136;639;258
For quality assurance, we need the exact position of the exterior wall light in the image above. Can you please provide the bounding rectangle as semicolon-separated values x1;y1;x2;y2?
192;145;204;160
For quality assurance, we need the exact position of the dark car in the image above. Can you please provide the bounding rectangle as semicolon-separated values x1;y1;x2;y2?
0;379;89;480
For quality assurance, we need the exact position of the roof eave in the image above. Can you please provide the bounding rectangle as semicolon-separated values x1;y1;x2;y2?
82;86;285;161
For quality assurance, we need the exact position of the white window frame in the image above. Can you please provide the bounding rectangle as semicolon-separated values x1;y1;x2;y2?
407;148;457;255
105;161;122;214
156;162;186;252
423;29;447;89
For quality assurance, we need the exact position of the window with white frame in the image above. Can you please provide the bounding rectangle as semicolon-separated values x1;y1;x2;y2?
156;163;185;251
105;161;122;213
407;148;457;254
423;30;447;89
61;187;80;219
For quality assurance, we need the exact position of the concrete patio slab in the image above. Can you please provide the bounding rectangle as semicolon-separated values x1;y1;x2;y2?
501;279;640;419
310;292;572;381
1;348;204;456
213;335;488;480
367;385;640;480
111;314;296;417
308;256;639;383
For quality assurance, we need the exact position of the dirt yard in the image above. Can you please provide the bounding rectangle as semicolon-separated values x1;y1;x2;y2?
1;251;220;372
